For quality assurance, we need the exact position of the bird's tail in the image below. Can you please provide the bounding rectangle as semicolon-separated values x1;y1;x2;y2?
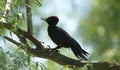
71;46;89;60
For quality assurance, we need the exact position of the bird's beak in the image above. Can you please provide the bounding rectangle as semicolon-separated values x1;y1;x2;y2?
41;18;46;21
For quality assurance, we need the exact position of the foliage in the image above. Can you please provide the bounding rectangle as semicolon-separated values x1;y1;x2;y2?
79;0;120;62
0;47;48;70
0;0;47;70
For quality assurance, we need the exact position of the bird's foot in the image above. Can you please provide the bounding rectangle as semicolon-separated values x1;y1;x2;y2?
46;45;51;49
46;45;59;52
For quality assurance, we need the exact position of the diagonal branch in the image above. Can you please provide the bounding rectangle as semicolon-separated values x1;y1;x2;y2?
26;0;33;34
4;36;20;46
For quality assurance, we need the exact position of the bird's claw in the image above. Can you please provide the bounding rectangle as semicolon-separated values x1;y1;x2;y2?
47;45;51;49
46;45;59;52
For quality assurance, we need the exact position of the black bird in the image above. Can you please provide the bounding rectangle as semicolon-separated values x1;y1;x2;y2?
43;16;89;60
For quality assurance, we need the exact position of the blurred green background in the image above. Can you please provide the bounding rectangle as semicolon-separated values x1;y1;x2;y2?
0;0;120;70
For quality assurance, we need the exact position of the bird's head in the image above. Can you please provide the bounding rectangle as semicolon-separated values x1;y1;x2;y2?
42;16;59;26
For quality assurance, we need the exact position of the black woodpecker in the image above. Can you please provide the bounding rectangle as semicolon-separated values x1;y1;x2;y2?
43;16;89;60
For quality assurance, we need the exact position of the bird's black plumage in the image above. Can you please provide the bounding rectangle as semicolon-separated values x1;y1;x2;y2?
44;16;88;60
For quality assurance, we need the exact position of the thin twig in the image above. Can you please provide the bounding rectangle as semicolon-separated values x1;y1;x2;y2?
4;35;31;51
26;0;33;34
4;36;20;46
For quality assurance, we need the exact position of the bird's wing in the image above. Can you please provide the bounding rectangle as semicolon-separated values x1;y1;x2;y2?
55;27;74;43
48;26;74;46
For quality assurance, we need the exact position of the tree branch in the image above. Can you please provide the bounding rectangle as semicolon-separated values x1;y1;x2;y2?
26;0;33;34
4;36;20;46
